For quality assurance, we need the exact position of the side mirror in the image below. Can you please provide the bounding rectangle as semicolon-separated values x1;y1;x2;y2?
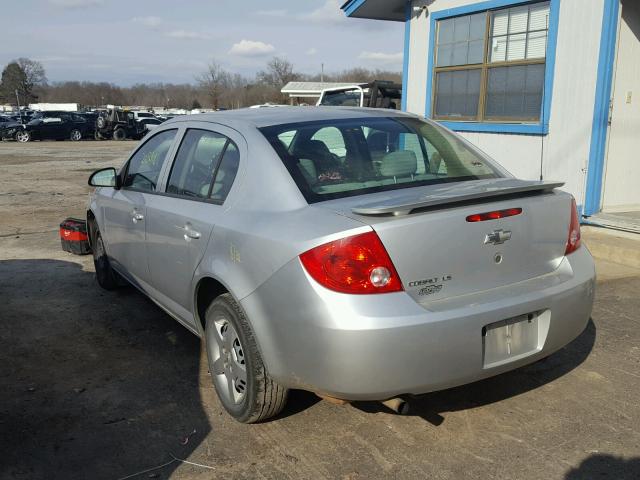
89;167;120;189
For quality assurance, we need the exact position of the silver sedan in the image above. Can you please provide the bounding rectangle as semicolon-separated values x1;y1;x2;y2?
87;107;595;423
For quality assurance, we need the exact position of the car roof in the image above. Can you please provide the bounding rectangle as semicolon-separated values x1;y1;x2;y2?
163;106;417;129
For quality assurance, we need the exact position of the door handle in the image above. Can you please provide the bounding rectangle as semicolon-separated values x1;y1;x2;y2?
131;212;144;223
183;225;201;240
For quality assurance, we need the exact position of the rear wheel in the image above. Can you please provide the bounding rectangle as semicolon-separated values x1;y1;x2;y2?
204;293;288;423
70;129;82;141
92;228;120;290
113;128;126;141
15;130;30;143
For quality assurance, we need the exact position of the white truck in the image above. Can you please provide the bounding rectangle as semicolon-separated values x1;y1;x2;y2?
317;81;402;109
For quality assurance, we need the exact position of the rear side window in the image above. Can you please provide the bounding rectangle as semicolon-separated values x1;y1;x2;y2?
260;117;500;203
123;129;177;192
166;129;239;203
210;142;239;202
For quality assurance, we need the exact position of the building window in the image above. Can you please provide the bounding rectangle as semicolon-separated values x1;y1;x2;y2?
432;1;550;123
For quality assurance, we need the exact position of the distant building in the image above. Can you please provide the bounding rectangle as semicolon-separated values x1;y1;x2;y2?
342;0;639;231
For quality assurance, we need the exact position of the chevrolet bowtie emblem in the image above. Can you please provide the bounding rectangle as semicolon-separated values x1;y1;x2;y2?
484;229;512;245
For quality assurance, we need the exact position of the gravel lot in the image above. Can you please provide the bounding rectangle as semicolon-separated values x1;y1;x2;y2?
1;141;639;480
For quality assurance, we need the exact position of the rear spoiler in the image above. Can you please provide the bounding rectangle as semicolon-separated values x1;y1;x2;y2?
351;181;565;216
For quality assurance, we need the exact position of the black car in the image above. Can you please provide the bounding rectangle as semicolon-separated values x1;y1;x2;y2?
0;116;24;140
14;111;95;142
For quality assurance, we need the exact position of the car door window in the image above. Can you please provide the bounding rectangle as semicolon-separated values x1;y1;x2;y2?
210;142;239;202
123;129;177;192
43;116;62;124
166;129;228;199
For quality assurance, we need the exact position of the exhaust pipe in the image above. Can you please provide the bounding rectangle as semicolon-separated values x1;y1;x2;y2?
381;398;410;415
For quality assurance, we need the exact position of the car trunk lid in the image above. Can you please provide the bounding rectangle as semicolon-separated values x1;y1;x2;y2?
317;179;571;303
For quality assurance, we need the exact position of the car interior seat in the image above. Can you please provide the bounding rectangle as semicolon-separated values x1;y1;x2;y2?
429;151;443;175
367;131;389;164
379;150;418;182
293;139;341;175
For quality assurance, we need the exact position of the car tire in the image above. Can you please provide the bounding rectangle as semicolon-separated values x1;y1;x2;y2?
113;128;126;141
15;130;30;143
70;129;82;141
96;116;106;129
204;293;288;423
92;228;120;290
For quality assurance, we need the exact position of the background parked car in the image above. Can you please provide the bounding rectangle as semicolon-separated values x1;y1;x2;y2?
317;81;402;109
1;116;29;141
95;108;162;141
15;111;95;142
0;116;23;140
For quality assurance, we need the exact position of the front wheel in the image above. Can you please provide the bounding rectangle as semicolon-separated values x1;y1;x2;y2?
205;293;288;423
70;129;82;141
15;130;30;143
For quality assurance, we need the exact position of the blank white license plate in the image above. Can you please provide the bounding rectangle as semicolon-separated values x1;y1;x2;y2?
483;313;539;368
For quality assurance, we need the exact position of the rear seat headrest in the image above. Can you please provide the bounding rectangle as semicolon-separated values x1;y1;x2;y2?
379;150;417;177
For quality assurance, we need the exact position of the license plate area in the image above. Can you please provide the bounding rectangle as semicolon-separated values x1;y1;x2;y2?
483;312;545;368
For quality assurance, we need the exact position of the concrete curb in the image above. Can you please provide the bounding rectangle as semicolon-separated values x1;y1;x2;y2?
582;226;640;269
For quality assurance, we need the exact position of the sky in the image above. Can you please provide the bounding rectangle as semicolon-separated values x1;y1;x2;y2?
0;0;404;86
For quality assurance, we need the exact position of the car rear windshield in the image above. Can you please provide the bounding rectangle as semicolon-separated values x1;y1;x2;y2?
259;116;501;203
319;90;362;107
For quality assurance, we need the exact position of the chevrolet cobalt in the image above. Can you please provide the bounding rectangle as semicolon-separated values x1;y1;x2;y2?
87;108;595;423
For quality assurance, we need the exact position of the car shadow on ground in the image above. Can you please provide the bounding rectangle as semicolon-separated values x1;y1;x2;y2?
0;259;210;480
564;454;640;480
354;318;596;426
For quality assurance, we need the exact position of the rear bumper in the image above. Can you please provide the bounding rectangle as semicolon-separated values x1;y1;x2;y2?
241;246;595;401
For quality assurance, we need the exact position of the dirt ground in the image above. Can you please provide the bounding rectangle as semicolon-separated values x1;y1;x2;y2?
1;141;639;480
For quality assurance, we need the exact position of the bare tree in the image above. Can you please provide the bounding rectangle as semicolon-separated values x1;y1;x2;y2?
0;58;47;104
257;57;298;89
17;58;47;91
303;67;401;85
32;58;401;110
196;61;230;109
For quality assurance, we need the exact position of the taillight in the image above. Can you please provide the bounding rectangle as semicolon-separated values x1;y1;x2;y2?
299;231;403;294
565;198;581;255
466;208;522;222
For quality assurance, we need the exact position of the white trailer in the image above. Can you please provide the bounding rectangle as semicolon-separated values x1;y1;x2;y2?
28;103;79;112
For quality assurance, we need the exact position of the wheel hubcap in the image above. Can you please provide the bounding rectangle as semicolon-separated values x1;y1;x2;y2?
208;317;247;405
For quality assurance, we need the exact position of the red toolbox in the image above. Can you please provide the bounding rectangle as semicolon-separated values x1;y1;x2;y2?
60;218;91;255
